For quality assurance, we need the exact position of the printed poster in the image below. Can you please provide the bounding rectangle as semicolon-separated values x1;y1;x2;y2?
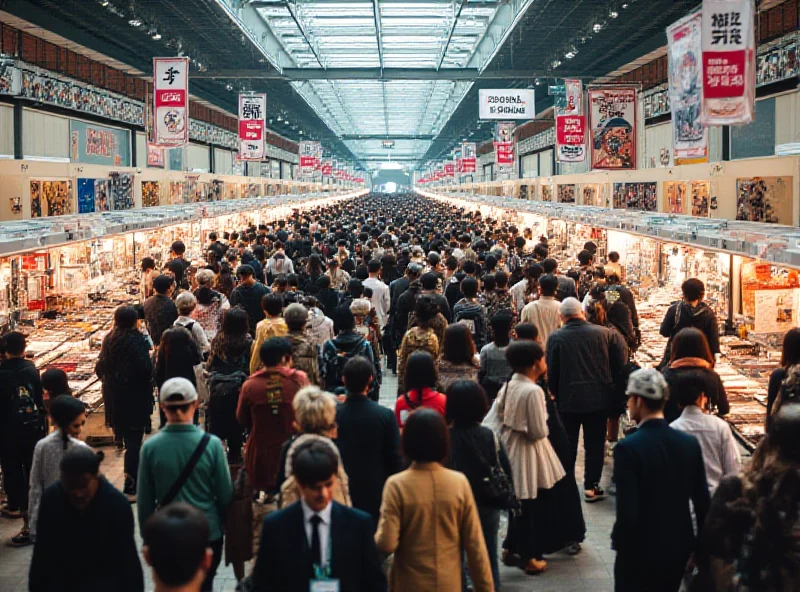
701;0;756;125
736;177;792;224
153;57;189;146
461;142;477;173
299;141;321;177
753;289;799;334
691;181;711;217
557;184;576;203
667;12;708;163
239;93;266;160
589;87;637;170
494;122;515;174
556;79;586;163
664;181;688;214
147;143;165;168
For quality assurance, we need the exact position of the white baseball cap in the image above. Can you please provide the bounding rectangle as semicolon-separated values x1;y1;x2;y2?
159;377;199;406
625;368;669;401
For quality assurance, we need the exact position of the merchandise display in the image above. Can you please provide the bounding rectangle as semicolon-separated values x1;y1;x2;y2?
557;184;576;203
735;176;792;224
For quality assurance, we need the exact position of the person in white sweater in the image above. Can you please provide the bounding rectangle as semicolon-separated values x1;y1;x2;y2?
520;274;562;349
16;395;88;546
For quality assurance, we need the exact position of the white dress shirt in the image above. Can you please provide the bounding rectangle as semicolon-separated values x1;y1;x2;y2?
670;405;741;493
363;276;390;329
301;498;333;569
520;296;562;348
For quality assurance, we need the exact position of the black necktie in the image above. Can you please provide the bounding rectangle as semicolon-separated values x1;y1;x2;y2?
310;514;322;572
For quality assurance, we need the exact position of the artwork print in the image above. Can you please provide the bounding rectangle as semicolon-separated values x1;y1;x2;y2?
582;184;605;207
589;87;637;169
557;184;576;203
664;182;687;214
142;181;160;208
691;181;711;217
668;12;707;162
736;177;792;224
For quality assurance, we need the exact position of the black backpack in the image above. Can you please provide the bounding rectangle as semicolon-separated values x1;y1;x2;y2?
11;382;43;432
454;306;486;350
577;268;594;301
324;341;369;391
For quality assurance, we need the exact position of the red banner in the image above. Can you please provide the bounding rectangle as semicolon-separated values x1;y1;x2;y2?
444;162;455;177
556;115;587;163
153;57;189;146
321;160;332;176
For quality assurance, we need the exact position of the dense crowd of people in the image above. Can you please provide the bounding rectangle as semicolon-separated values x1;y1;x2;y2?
0;192;798;592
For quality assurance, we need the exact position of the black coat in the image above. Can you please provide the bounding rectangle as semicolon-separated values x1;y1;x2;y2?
143;294;178;346
250;501;387;592
0;357;44;437
660;301;720;356
448;423;512;507
661;364;729;422
229;282;271;336
95;329;153;429
546;318;626;414
29;477;144;592
611;419;710;564
316;287;340;318
335;395;402;524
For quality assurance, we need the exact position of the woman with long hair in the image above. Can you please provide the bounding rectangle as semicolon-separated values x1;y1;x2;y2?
214;261;235;298
395;350;446;430
437;323;480;392
207;308;253;464
11;395;88;547
193;268;230;342
301;253;325;294
397;295;441;394
766;327;800;422
661;327;729;423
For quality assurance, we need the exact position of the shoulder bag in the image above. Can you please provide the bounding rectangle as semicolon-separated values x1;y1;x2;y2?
467;429;517;512
158;433;210;509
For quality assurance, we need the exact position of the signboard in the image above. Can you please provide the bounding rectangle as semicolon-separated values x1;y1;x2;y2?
444;161;455;177
668;12;708;163
321;159;332;176
381;140;395;149
479;89;535;120
147;143;165;168
153;57;189;146
556;79;586;163
69;120;130;166
461;142;477;173
299;141;321;176
701;0;756;125
588;87;637;170
494;121;515;174
238;93;266;160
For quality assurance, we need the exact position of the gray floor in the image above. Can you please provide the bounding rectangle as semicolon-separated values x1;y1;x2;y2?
0;370;617;591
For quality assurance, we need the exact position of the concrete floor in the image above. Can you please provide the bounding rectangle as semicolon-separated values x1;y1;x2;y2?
0;369;618;591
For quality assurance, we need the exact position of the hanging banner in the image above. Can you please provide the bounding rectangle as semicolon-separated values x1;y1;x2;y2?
321;159;332;176
444;161;455;177
453;148;462;176
701;0;756;125
668;12;708;163
153;57;189;146
479;89;535;120
238;93;266;160
494;121;516;174
556;79;586;163
461;142;477;173
588;87;637;170
299;141;320;176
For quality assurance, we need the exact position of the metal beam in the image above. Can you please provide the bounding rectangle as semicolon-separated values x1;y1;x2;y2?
437;0;469;71
340;135;436;140
372;0;384;73
283;0;325;68
191;68;602;80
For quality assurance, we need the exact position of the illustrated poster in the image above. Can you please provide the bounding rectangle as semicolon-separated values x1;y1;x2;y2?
735;177;792;224
239;93;266;160
664;182;688;214
153;57;189;146
589;87;637;169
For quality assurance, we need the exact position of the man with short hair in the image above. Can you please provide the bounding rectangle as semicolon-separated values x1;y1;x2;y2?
170;240;191;290
144;275;179;346
322;309;376;396
612;369;711;592
250;440;387;591
453;276;490;351
143;503;213;592
659;278;720;361
30;447;143;592
138;378;233;592
546;298;626;503
542;258;577;301
420;271;452;322
520;273;562;347
284;303;321;385
332;278;364;335
336;357;402;525
363;260;390;330
207;232;226;263
230;264;271;337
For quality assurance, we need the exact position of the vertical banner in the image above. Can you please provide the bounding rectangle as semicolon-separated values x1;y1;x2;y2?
668;12;708;163
588;87;637;170
321;159;332;177
556;79;587;163
494;122;515;174
461;142;477;173
239;93;266;160
444;161;455;177
299;141;320;176
153;57;189;146
701;0;756;125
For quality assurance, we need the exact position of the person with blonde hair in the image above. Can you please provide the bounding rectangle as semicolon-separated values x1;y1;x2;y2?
276;386;351;508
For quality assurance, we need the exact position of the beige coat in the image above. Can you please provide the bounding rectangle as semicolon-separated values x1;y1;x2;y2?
375;463;493;592
520;296;562;348
496;374;566;500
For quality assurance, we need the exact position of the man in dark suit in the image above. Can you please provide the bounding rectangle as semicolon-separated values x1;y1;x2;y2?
336;357;402;525
612;368;711;592
250;440;387;592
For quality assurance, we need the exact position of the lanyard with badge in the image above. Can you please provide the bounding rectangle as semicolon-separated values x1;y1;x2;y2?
310;532;339;592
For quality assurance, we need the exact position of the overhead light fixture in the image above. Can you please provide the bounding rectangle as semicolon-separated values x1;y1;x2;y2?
621;3;628;7
551;59;562;68
225;83;233;91
593;23;603;33
299;130;304;135
100;0;109;5
128;18;142;27
152;32;162;40
565;51;576;59
609;10;618;18
277;114;283;122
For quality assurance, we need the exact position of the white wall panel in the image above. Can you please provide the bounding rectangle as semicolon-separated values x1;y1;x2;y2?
0;105;13;157
214;148;233;175
22;109;69;160
643;122;673;169
520;153;538;178
136;132;147;168
187;143;210;171
539;150;553;176
775;91;800;147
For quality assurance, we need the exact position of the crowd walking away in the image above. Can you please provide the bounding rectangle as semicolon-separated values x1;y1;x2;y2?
0;192;798;592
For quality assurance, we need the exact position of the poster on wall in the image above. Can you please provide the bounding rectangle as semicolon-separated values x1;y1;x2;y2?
664;182;688;213
753;288;800;334
153;57;189;146
494;122;515;174
142;181;160;208
30;180;73;218
109;173;134;211
582;184;605;207
589;87;637;170
556;79;586;163
238;93;266;160
735;177;792;224
691;181;711;217
612;183;625;209
541;185;553;202
461;142;477;173
147;143;165;168
557;184;576;203
169;182;185;205
701;0;756;125
77;179;95;214
667;12;708;163
95;180;109;212
0;59;22;95
69;120;130;166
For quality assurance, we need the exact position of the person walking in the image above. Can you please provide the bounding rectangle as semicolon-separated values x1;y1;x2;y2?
376;408;493;592
335;357;402;525
320;308;378;398
479;313;514;403
397;295;441;394
612;368;710;592
250;440;387;591
229;264;271;337
137;378;233;592
437;323;480;393
95;306;153;499
659;278;720;367
546;297;626;502
238;337;309;495
452;276;490;351
520;274;561;347
29;447;144;592
192;269;230;343
284;303;321;386
143;274;179;347
363;259;390;330
249;293;289;374
395;351;447;429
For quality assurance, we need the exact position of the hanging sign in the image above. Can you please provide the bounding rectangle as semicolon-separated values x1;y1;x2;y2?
701;0;756;125
153;57;189;146
479;89;535;120
494;121;516;173
321;159;332;176
588;87;637;170
556;79;586;163
444;161;455;177
461;142;477;173
238;93;266;160
299;141;321;176
668;12;708;163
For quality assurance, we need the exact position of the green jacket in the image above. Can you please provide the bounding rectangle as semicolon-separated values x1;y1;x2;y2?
137;424;232;541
